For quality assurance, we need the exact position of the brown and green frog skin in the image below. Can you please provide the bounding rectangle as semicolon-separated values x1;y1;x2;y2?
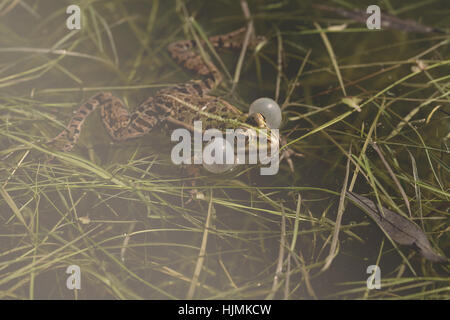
48;28;269;154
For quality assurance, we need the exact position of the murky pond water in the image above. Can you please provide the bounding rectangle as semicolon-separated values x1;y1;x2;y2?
0;0;448;299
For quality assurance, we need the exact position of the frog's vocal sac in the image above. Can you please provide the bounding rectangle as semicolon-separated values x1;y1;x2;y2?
47;28;270;161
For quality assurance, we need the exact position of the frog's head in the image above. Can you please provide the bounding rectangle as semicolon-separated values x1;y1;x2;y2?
245;113;268;129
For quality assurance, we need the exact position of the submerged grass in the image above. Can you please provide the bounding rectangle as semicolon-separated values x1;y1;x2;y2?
0;0;449;299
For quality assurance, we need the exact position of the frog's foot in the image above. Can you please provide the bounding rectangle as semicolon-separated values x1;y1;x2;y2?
47;129;74;152
186;188;206;205
44;130;75;163
279;135;304;173
183;165;205;205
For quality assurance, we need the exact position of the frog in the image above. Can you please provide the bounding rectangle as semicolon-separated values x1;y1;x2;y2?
47;27;270;156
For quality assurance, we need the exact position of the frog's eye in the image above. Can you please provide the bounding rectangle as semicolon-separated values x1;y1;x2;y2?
245;113;266;128
249;98;281;129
